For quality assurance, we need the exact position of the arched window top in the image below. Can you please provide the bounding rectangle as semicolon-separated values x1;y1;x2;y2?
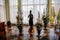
9;0;18;5
21;0;47;5
40;0;47;4
52;0;60;4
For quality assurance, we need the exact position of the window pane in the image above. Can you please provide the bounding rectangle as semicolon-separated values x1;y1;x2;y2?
10;6;18;23
32;6;39;24
27;6;33;13
0;0;6;22
22;6;28;24
40;5;46;19
0;0;3;5
22;6;27;11
9;0;18;23
28;0;33;4
40;0;47;4
9;0;18;5
52;0;60;4
22;0;27;5
33;0;39;4
37;6;39;11
52;5;60;14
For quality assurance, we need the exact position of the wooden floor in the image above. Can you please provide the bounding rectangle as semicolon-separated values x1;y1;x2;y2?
5;26;59;40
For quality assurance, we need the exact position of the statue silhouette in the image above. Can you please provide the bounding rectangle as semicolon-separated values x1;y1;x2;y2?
42;15;48;29
28;10;33;30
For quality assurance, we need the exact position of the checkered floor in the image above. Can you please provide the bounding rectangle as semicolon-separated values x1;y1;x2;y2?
5;26;59;40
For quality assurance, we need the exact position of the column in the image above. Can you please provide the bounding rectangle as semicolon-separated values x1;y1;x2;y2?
18;0;22;24
5;0;10;21
47;0;52;24
18;0;21;12
49;0;53;24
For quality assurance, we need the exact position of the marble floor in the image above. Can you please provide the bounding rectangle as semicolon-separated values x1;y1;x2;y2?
5;26;59;40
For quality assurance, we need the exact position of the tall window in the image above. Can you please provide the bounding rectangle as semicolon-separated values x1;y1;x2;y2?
0;0;6;22
21;0;47;24
9;0;18;23
52;0;60;23
52;0;60;15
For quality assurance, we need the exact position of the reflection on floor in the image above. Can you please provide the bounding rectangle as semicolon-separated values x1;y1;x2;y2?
5;26;59;40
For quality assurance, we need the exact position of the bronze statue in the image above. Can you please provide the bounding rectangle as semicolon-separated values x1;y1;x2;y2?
28;10;33;30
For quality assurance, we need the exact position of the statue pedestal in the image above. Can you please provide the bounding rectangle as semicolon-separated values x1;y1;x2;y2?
19;33;23;36
37;37;40;40
28;29;34;33
28;29;34;37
